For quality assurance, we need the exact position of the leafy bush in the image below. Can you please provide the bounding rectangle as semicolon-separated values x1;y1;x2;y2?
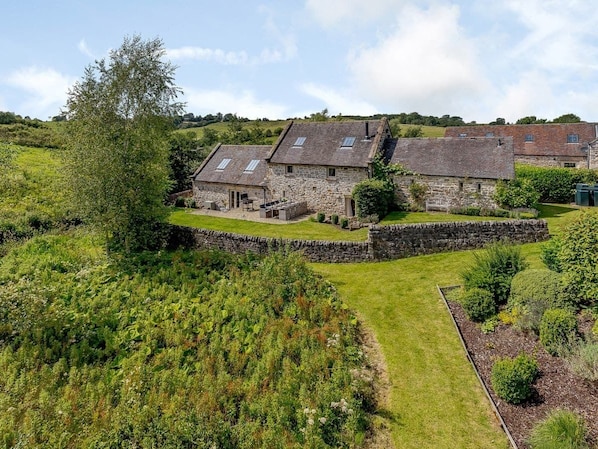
541;237;562;272
331;214;339;225
461;288;496;322
461;241;528;305
174;196;186;207
408;181;428;209
539;308;578;356
567;342;598;382
352;178;395;219
508;269;569;334
491;353;539;404
340;217;349;229
528;409;590;449
316;211;325;223
517;164;598;203
557;211;598;306
493;178;540;209
184;197;196;208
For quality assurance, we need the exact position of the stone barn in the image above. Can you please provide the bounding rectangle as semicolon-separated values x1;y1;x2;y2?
265;118;392;216
385;137;515;211
191;144;271;210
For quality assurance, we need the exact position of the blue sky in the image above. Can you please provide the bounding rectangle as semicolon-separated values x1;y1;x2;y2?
2;0;598;124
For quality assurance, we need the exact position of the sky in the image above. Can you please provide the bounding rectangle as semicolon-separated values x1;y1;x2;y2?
2;0;598;124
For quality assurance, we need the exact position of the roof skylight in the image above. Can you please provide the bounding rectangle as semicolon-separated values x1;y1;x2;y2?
244;159;260;173
216;158;231;170
293;136;306;146
341;136;356;148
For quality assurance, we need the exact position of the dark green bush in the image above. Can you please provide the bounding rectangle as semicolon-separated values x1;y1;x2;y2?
352;178;395;219
517;164;598;203
461;241;528;305
493;178;540;209
508;269;569;334
461;288;496;322
331;214;339;225
557;211;598;306
174;196;186;207
340;217;349;229
491;353;539;404
528;409;590;449
316;212;325;223
539;308;578;356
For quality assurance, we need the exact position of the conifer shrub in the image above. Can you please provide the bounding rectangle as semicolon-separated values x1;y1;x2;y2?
331;214;339;225
491;353;539;404
461;241;528;305
461;288;496;322
528;409;590;449
316;212;325;223
539;308;578;356
340;217;349;229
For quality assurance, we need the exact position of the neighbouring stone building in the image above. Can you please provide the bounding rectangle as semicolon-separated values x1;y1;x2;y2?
191;119;516;217
385;137;515;211
445;123;598;169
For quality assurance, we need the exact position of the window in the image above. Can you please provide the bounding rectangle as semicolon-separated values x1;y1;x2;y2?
243;159;260;173
459;181;463;192
286;165;293;174
564;162;576;168
524;134;534;142
567;134;579;143
485;132;494;137
458;133;467;138
216;158;231;171
293;136;306;146
327;167;336;177
476;183;482;193
341;136;356;148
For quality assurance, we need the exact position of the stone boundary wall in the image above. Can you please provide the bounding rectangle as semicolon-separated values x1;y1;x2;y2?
167;226;369;263
168;219;549;263
369;219;549;261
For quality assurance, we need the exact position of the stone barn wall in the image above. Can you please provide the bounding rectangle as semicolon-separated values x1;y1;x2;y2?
267;164;368;215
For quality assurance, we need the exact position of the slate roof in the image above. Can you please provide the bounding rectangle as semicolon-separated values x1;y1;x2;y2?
385;137;515;180
267;119;388;167
192;144;271;187
445;123;598;158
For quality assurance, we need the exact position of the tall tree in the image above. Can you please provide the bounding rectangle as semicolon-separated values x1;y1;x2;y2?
63;35;184;252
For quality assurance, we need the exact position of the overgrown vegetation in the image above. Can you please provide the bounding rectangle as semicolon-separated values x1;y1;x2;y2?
0;235;374;448
539;308;578;356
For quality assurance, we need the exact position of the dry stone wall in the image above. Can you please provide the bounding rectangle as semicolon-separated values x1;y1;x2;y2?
168;219;549;263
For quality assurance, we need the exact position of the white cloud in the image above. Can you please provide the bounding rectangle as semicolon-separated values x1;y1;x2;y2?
167;47;249;65
77;39;95;59
347;4;488;116
300;83;378;116
183;87;288;119
5;67;75;119
305;0;408;29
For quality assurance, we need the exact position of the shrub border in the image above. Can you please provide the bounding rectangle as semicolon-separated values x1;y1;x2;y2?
438;285;519;449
